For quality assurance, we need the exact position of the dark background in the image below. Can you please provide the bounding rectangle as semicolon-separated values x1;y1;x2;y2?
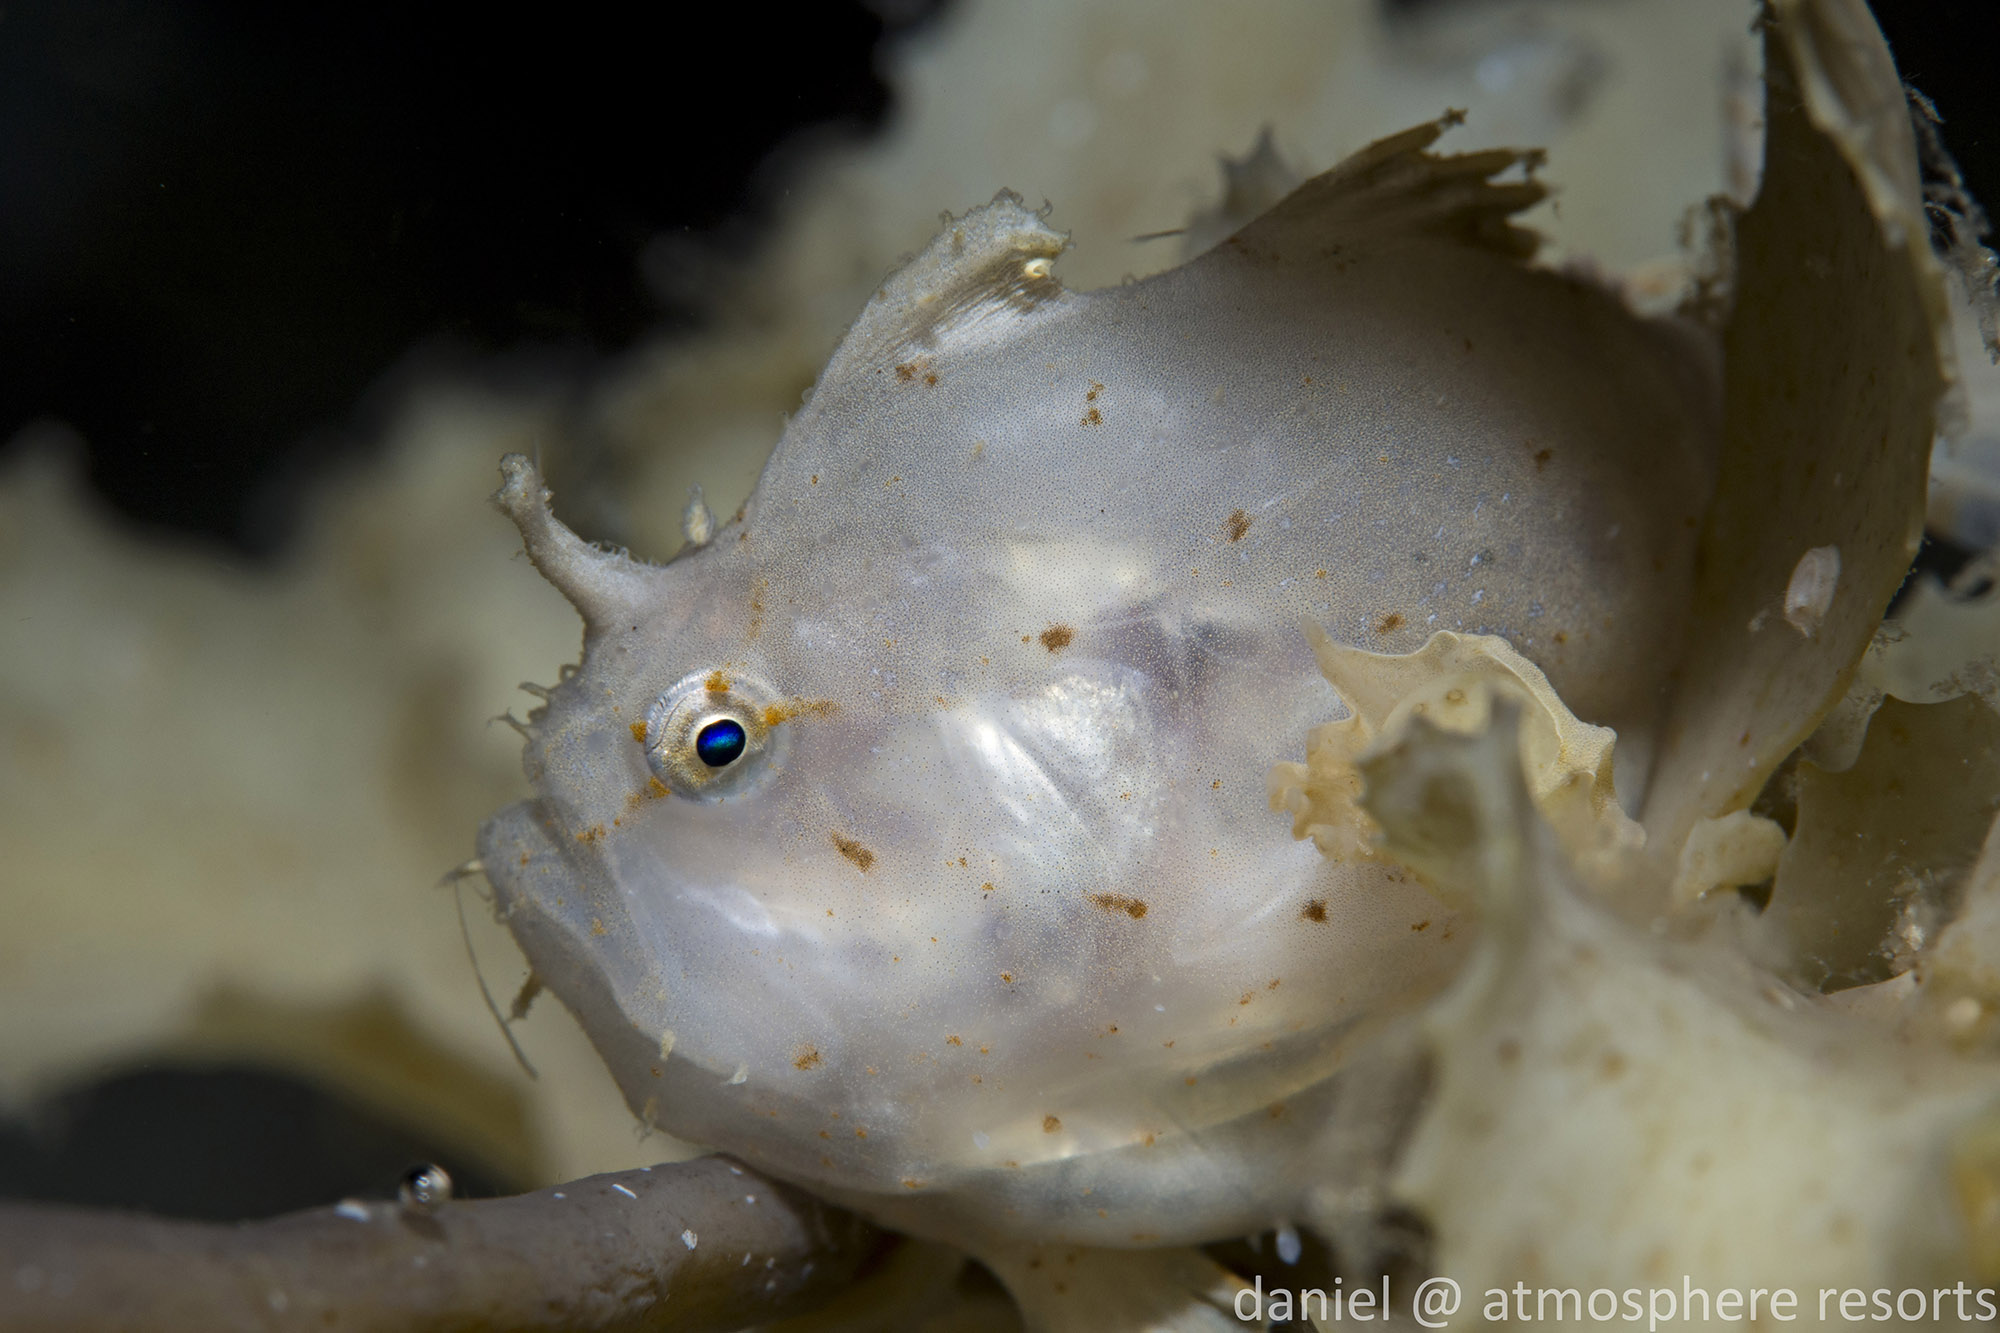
0;0;947;554
1;0;1992;559
0;0;1993;1218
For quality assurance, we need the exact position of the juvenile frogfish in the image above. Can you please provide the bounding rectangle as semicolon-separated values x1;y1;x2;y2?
477;118;1716;1251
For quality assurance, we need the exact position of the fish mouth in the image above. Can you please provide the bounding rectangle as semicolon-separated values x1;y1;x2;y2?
474;800;669;1102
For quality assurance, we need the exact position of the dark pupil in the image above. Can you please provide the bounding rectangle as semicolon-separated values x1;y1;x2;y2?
694;718;747;768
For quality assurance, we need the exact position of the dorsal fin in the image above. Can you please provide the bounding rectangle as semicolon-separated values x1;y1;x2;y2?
821;191;1070;376
1230;112;1547;260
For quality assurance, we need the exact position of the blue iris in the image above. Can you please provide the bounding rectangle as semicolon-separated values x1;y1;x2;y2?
694;718;748;768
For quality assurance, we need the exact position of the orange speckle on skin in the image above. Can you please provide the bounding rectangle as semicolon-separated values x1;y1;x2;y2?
855;1128;867;1139
947;1035;962;1046
1043;1115;1062;1133
1039;624;1074;652
590;918;607;936
629;721;648;743
1315;569;1327;579
1081;407;1102;426
646;776;669;799
1302;899;1328;923
1375;612;1404;634
1226;509;1251;542
576;824;607;844
794;1046;823;1070
1088;892;1148;920
762;698;836;728
1267;978;1281;990
1412;919;1432;932
704;670;729;693
1534;447;1553;470
831;833;875;872
1211;779;1222;790
999;972;1014;984
981;882;996;893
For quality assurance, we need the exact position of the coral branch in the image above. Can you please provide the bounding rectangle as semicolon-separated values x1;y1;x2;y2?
0;1156;883;1332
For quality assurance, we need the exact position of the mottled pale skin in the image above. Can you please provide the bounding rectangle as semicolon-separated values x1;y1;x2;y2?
477;120;1716;1249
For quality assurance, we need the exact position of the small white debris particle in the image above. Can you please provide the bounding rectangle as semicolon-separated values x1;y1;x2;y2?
682;1228;699;1250
1276;1224;1303;1265
973;1130;991;1149
742;1253;753;1267
552;1192;565;1200
745;1194;757;1205
334;1200;371;1223
1783;544;1840;637
727;1064;749;1085
612;1183;638;1200
728;1166;744;1176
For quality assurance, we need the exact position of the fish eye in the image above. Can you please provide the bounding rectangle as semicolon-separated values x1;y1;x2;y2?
641;670;786;799
694;717;747;767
